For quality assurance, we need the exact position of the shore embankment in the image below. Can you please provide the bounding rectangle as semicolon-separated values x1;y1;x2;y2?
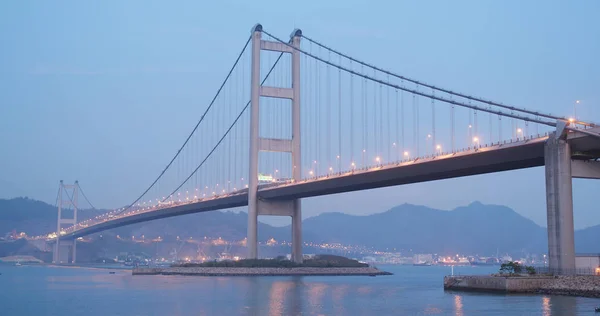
444;275;600;298
133;266;392;276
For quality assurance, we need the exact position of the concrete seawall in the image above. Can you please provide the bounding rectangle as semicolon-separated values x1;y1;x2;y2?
444;275;600;298
133;267;391;276
444;275;555;293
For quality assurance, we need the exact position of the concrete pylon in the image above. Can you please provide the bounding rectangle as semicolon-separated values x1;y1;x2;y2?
248;24;303;263
545;131;575;275
53;180;78;264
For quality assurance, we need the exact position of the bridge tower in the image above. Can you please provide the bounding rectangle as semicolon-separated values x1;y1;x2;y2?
248;24;303;262
52;180;78;264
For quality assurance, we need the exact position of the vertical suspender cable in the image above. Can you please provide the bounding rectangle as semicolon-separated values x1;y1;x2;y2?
489;107;493;144
395;88;399;161
338;54;342;172
432;89;435;155
373;69;377;162
327;50;331;174
387;75;390;162
350;60;354;170
416;88;420;157
401;85;404;158
451;95;455;152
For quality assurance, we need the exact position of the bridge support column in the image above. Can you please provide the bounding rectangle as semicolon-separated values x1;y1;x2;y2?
248;24;303;262
53;238;60;263
291;200;302;263
290;26;303;264
71;239;77;264
545;132;575;275
247;24;261;261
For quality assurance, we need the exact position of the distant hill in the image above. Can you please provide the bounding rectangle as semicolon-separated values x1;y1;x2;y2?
0;197;106;236
574;224;600;253
1;197;598;255
300;202;548;256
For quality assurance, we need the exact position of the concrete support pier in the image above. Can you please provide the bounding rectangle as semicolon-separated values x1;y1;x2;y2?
291;200;302;263
545;132;575;275
52;240;76;264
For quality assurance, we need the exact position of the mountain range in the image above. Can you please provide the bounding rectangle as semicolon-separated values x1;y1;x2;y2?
1;197;599;256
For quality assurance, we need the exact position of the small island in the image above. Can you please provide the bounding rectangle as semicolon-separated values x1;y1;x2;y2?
133;255;392;277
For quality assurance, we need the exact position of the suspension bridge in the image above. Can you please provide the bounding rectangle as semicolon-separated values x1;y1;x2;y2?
46;24;600;275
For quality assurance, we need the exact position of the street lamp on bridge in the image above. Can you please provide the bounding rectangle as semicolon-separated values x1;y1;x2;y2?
472;137;480;148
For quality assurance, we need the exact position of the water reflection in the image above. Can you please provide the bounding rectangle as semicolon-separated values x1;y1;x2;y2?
356;285;373;295
268;280;295;315
308;282;328;314
542;296;551;316
454;294;463;316
547;295;577;316
5;265;597;316
45;269;127;290
288;276;303;315
332;284;349;315
243;277;260;314
265;278;356;316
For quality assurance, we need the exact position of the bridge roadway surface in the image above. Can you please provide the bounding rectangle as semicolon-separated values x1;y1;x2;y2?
61;129;600;240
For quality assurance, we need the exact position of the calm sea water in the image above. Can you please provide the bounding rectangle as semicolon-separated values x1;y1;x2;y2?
0;264;598;315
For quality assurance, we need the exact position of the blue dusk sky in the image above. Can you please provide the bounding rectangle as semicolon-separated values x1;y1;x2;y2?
1;1;598;228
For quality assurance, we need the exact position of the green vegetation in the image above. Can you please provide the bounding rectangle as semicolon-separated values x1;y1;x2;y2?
172;254;368;268
499;261;536;275
525;265;536;275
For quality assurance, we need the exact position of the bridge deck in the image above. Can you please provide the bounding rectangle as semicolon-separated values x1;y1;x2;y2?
261;137;548;200
61;136;554;240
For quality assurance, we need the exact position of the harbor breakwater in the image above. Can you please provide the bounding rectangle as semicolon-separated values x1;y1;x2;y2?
133;266;392;276
444;275;600;298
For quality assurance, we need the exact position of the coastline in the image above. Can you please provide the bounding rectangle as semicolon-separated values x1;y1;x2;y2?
444;275;600;298
133;266;392;277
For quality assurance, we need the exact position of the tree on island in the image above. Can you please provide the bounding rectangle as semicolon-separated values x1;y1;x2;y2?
499;261;536;275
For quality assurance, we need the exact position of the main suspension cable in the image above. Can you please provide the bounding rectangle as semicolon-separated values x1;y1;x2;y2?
76;182;96;209
300;34;593;127
262;30;557;127
115;36;252;215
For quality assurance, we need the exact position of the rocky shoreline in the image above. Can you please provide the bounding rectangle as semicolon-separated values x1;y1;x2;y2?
133;266;392;277
535;275;600;298
444;275;600;298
